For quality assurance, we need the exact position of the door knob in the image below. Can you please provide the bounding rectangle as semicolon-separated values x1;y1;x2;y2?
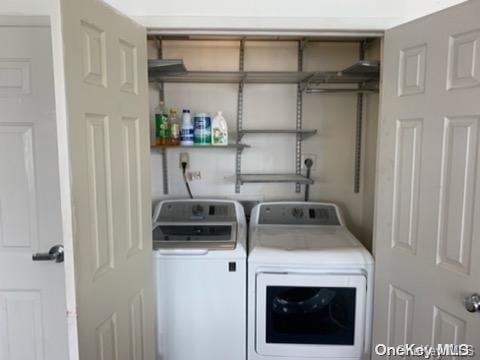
32;245;64;263
464;293;480;313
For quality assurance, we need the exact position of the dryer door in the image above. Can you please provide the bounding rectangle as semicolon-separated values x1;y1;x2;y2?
256;273;366;358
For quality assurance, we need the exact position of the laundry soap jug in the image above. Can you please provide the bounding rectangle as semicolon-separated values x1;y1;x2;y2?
212;111;228;145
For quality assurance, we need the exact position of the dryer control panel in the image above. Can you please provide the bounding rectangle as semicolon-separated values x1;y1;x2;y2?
258;203;340;225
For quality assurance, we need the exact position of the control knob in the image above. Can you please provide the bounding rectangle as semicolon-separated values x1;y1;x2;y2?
192;204;204;216
292;207;304;218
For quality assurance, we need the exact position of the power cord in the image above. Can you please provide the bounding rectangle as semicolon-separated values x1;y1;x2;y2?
181;161;193;199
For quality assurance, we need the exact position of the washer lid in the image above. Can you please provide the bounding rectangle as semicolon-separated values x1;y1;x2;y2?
153;222;237;250
249;226;373;266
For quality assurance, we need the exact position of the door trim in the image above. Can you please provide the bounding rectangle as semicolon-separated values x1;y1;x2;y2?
50;4;79;360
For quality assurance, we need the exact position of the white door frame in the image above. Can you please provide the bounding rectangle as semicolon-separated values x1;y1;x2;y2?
50;7;80;359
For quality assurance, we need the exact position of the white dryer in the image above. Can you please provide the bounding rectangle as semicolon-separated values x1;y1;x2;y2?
153;199;247;360
248;202;374;360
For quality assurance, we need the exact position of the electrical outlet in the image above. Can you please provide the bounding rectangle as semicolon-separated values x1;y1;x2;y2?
301;154;317;170
179;152;189;169
186;171;201;181
192;171;201;180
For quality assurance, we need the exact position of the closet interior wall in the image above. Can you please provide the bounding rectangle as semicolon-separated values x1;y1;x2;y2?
147;37;381;249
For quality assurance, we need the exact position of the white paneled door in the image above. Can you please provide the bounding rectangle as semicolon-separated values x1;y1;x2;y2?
0;22;69;360
374;0;480;356
51;0;154;358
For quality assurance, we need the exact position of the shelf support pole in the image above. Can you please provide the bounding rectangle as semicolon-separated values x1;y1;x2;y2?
295;40;305;193
235;39;245;193
156;36;169;195
353;40;367;194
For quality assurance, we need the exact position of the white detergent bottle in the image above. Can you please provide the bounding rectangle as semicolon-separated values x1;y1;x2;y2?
212;111;228;146
180;109;194;146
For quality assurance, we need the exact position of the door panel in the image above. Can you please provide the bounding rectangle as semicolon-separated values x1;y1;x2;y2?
0;291;44;360
432;305;466;345
122;116;144;258
391;118;422;255
437;116;478;275
51;0;154;358
447;29;480;90
374;0;480;355
0;125;37;250
0;24;69;360
385;285;414;347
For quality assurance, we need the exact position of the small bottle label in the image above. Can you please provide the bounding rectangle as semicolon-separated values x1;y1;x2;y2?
171;124;180;139
181;128;194;140
212;128;228;145
193;115;211;144
159;114;169;138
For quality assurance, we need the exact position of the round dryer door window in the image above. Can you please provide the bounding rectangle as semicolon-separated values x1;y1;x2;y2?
256;273;367;358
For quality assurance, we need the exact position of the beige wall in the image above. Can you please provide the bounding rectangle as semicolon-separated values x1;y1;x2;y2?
148;39;380;249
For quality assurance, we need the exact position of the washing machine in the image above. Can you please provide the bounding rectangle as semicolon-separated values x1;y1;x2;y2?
248;202;374;360
152;199;247;360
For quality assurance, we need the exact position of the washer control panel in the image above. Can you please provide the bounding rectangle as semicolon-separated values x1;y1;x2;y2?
157;201;236;222
258;203;340;225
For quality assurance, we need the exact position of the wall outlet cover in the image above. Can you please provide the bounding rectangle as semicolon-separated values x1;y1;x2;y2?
186;171;201;181
192;171;201;180
179;152;189;168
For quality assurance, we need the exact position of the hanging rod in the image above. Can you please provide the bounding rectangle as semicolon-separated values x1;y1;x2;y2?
305;88;378;94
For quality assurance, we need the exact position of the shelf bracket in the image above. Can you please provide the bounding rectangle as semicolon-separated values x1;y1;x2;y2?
353;40;367;194
155;36;169;195
300;38;309;51
235;39;246;193
295;40;304;193
155;80;164;94
299;72;316;92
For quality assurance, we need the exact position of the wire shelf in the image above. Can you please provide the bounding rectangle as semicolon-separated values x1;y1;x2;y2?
238;129;317;140
238;173;314;184
148;61;380;86
151;143;250;152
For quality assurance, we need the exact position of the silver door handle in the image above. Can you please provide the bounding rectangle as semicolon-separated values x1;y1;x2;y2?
32;245;64;263
464;293;480;313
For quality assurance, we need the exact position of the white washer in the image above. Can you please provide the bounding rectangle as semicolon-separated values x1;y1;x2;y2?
153;199;247;360
248;202;374;360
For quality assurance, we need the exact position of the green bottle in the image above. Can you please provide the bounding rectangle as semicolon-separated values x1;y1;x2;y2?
155;101;168;145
